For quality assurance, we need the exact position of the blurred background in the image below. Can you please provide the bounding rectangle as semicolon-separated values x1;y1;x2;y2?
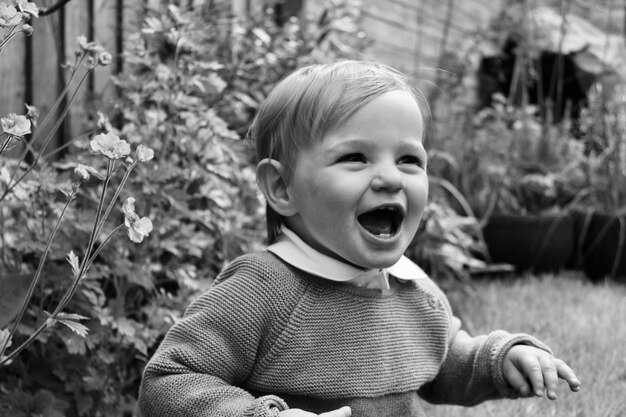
1;0;625;416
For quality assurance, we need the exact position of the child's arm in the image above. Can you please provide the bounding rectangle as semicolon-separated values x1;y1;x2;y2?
503;344;581;399
418;311;580;405
137;260;293;417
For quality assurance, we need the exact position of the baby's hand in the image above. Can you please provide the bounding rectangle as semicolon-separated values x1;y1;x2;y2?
503;345;581;400
279;406;351;417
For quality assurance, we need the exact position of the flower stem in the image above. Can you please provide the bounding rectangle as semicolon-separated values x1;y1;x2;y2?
94;162;138;240
52;224;125;320
84;224;124;277
0;59;90;204
0;182;78;364
0;27;20;52
0;135;14;158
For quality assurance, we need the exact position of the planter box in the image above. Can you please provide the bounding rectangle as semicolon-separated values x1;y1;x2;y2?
482;214;577;274
573;211;626;284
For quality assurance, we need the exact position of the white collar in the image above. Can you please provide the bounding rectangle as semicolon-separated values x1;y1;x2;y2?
267;227;427;290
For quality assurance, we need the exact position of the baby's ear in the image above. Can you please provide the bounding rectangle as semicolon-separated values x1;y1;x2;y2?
256;158;298;216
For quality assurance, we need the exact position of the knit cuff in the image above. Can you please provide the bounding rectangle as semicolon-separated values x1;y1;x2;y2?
491;332;553;398
244;395;288;417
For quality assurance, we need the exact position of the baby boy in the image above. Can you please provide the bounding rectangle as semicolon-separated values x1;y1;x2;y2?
138;60;580;417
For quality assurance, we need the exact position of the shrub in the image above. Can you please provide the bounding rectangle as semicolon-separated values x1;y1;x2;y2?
1;1;368;415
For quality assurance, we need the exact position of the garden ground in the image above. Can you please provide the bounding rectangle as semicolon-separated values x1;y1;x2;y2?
423;272;626;417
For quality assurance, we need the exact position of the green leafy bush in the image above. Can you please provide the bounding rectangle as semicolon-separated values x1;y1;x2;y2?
1;1;369;416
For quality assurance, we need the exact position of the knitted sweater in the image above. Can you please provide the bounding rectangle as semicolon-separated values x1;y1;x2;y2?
138;252;548;417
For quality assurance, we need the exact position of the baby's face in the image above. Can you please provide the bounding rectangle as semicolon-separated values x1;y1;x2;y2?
285;90;428;269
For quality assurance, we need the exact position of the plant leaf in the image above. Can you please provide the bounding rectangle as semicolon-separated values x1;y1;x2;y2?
66;251;80;278
48;312;89;337
57;318;89;338
56;312;89;322
0;328;12;350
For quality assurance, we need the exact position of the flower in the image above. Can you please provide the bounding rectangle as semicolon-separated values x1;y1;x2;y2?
136;144;155;162
1;113;31;136
85;55;97;69
96;111;113;132
24;103;39;127
90;132;131;160
122;197;153;243
0;3;22;27
74;164;90;180
76;35;111;67
74;163;104;181
20;23;32;35
0;166;10;184
77;35;96;52
98;51;112;66
16;0;38;17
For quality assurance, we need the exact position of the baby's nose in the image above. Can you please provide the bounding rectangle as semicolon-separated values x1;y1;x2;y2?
371;164;405;192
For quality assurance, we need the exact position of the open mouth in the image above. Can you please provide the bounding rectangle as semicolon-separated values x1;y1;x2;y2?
357;205;404;238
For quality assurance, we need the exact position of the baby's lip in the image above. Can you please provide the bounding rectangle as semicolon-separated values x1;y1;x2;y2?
357;203;405;236
358;202;405;217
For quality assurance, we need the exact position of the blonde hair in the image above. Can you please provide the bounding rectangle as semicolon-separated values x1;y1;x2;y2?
247;60;424;243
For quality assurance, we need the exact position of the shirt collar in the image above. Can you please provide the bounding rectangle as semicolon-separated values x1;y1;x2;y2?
267;226;427;290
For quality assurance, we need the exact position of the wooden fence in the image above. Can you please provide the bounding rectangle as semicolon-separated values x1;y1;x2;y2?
3;0;130;151
304;0;504;95
1;0;504;150
4;0;626;151
1;0;210;153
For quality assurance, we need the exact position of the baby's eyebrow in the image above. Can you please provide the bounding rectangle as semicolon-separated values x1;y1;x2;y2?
324;138;374;154
324;137;425;156
402;142;427;156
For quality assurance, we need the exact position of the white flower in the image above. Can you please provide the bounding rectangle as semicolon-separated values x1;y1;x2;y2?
0;3;22;27
127;217;153;243
98;51;112;66
0;166;11;184
74;164;90;180
121;196;136;218
77;34;96;52
25;104;39;127
21;23;32;35
16;0;38;18
122;197;153;243
136;145;155;162
74;164;104;181
1;113;31;136
96;112;113;132
76;35;112;67
90;132;131;160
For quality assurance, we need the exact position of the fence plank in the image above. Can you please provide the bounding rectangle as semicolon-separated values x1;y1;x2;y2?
65;0;91;142
94;0;117;98
0;34;26;116
0;34;27;158
30;12;62;153
123;0;146;70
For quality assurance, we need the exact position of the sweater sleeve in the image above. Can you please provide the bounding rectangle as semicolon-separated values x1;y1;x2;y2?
418;307;552;406
138;256;292;417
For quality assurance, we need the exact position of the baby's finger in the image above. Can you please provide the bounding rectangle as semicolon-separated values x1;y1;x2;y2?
520;355;546;397
319;406;351;417
503;362;532;397
539;356;559;400
555;358;581;392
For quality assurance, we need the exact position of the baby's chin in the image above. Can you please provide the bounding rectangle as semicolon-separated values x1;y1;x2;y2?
319;237;407;270
339;252;403;270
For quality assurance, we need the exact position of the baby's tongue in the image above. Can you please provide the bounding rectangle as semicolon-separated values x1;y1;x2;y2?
359;211;392;235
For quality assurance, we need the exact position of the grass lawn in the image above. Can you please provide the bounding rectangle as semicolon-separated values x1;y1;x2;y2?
422;272;626;417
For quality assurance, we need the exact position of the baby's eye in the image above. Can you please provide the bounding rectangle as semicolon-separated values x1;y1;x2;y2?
398;155;426;168
337;153;366;163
